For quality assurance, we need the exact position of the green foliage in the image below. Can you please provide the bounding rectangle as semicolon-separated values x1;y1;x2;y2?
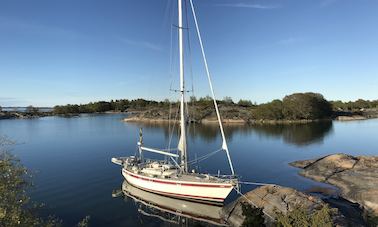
253;100;284;120
199;96;212;102
275;204;333;227
331;99;378;111
223;96;234;104
26;105;39;114
241;203;266;227
190;96;197;103
276;206;309;227
53;104;81;114
163;99;170;105
53;96;244;115
365;212;378;227
53;99;159;114
197;96;213;106
310;205;333;227
88;101;112;112
0;136;61;227
282;93;332;120
50;92;342;122
252;93;332;121
238;99;254;107
77;215;90;227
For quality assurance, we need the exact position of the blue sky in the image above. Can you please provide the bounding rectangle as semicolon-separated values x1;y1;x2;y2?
0;0;377;107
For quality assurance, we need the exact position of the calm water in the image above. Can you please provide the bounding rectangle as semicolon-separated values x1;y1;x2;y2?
1;114;378;226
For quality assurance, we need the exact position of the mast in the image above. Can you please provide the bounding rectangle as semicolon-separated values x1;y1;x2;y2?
177;0;188;172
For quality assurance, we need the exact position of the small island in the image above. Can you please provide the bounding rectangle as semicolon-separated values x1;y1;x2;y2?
0;106;52;120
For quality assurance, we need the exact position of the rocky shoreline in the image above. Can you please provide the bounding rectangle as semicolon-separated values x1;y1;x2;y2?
0;111;51;120
2;106;378;123
336;115;368;121
290;154;378;216
123;108;378;125
123;115;331;125
222;153;378;226
221;185;364;226
335;108;378;121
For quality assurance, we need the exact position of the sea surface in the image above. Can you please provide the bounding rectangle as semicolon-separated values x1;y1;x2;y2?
1;114;377;226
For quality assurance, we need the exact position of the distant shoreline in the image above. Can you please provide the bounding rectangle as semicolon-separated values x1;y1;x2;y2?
121;106;378;124
122;115;330;125
2;92;378;123
2;109;378;124
0;111;52;120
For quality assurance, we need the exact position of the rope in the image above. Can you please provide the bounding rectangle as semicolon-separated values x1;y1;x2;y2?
184;0;195;121
170;156;182;170
232;187;275;221
167;0;177;153
187;148;223;165
192;149;222;163
168;3;176;92
239;181;277;186
189;0;235;176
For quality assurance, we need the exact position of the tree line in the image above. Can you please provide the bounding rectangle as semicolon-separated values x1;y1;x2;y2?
252;93;333;120
251;94;377;121
330;99;378;111
53;99;162;114
52;97;255;115
51;93;377;120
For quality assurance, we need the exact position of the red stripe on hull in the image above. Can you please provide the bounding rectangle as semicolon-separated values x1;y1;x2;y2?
124;169;233;188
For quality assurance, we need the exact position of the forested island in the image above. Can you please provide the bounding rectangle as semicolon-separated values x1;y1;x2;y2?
1;92;378;123
53;92;378;123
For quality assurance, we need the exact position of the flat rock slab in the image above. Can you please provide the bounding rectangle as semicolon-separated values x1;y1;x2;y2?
290;153;378;216
222;185;350;226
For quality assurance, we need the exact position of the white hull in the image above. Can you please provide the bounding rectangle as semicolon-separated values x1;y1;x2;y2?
122;181;226;225
122;168;233;203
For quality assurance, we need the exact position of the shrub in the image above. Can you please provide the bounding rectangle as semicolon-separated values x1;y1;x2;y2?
282;93;332;120
241;203;266;227
238;99;254;107
276;204;333;227
0;136;61;226
253;100;284;120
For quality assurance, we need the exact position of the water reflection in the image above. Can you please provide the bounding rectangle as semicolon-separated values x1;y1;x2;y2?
126;120;333;146
252;121;334;146
113;180;226;226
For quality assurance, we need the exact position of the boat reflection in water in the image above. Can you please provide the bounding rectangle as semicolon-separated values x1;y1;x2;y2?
114;180;227;226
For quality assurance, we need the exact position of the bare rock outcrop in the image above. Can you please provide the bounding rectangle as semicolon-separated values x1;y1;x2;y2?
222;185;349;226
290;154;378;216
336;116;367;121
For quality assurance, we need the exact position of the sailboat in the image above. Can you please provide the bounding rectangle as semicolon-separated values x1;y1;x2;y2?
114;180;227;226
112;0;237;204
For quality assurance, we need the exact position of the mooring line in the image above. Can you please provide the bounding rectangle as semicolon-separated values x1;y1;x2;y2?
232;186;276;221
238;181;277;186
